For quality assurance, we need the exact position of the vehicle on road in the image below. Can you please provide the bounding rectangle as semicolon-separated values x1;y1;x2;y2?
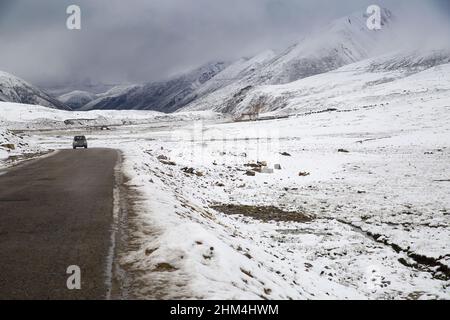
73;136;88;149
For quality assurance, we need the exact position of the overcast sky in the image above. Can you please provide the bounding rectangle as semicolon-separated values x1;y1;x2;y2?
0;0;448;87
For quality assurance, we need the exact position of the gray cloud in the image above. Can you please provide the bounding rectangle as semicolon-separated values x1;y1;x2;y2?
0;0;448;87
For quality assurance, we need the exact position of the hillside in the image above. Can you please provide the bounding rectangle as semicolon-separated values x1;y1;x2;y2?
0;71;70;110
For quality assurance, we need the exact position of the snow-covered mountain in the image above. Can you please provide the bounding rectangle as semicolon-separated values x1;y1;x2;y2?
209;49;450;116
0;71;70;110
42;79;120;98
59;90;96;110
257;8;395;85
81;62;229;112
182;8;397;113
72;9;397;113
45;7;449;116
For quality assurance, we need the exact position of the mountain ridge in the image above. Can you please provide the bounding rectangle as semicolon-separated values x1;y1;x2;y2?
81;61;229;112
78;9;396;112
0;71;71;110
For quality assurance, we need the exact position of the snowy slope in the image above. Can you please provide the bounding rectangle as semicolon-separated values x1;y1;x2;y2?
226;49;450;115
0;127;44;161
191;51;276;98
0;71;70;110
0;101;225;132
82;62;229;112
58;90;96;110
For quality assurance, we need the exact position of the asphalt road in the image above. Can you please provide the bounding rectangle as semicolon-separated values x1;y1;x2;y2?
0;148;119;300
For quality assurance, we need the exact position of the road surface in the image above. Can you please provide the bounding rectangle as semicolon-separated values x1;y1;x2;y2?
0;148;119;300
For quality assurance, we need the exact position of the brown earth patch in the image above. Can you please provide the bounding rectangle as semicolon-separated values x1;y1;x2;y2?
212;204;313;223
